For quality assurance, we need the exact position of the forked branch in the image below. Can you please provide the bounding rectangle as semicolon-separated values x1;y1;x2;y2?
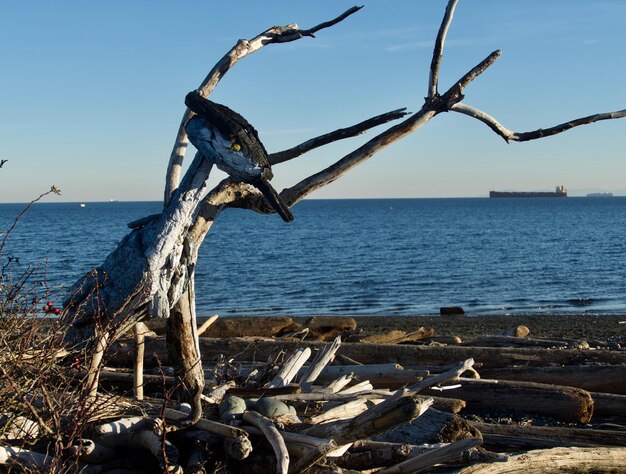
452;103;626;143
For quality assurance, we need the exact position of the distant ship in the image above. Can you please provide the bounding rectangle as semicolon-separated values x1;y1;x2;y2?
586;192;613;198
489;185;567;198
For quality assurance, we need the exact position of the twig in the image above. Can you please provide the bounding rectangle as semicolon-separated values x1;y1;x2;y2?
0;186;61;254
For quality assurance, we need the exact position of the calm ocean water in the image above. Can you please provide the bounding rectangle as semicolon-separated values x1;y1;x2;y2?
1;198;625;316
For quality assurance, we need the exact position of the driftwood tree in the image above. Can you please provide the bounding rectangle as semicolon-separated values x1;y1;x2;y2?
62;1;625;426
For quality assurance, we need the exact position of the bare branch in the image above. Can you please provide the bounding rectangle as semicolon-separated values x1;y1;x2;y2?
456;50;501;92
282;106;436;203
269;108;409;165
451;103;515;142
512;109;626;142
300;6;363;37
452;103;626;143
428;0;460;99
224;105;438;216
164;6;363;205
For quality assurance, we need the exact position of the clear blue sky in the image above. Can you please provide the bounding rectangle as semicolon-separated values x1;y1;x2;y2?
1;0;624;203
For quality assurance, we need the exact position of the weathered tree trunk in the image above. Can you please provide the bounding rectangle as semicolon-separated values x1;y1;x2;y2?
56;1;626;431
166;284;204;422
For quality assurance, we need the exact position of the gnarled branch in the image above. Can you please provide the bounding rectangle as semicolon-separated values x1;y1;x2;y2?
164;6;363;205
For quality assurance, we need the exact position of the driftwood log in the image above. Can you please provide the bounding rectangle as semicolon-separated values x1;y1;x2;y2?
590;391;626;419
470;422;626;450
424;378;595;423
456;447;626;473
376;408;482;445
107;337;626;369
479;364;626;394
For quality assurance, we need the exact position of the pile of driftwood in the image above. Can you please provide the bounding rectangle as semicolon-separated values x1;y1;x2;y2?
2;316;625;473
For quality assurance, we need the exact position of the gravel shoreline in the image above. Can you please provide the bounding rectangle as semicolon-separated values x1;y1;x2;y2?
290;314;626;343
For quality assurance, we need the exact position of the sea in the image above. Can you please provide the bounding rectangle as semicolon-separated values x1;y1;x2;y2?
1;198;625;317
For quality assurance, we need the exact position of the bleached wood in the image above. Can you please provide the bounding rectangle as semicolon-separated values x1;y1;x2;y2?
452;102;626;143
378;438;481;474
0;445;51;469
429;0;460;98
86;329;110;402
337;380;375;395
404;358;474;395
164;6;363;204
307;399;377;424
164;408;247;439
94;416;147;437
0;414;39;440
303;392;433;445
133;322;148;400
456;447;626;473
196;314;219;337
315;363;428;388
242;425;336;458
268;347;312;388
325;374;354;393
66;439;118;464
299;336;341;390
243;411;289;474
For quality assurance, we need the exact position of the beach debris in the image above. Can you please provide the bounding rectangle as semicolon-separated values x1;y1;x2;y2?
440;306;466;316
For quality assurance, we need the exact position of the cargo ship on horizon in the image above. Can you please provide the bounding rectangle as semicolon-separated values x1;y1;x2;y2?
489;185;567;198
